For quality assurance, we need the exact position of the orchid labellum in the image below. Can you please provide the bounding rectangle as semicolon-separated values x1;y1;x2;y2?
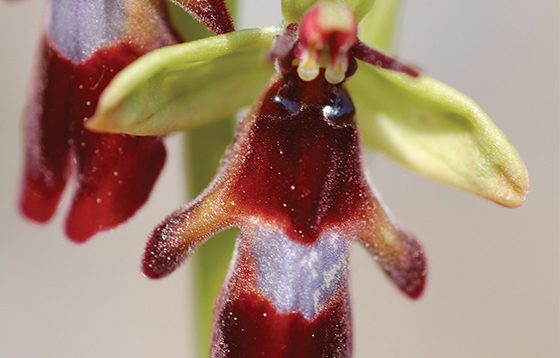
140;7;426;356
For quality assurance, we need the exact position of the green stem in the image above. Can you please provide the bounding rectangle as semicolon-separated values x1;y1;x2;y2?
185;119;237;358
169;2;239;355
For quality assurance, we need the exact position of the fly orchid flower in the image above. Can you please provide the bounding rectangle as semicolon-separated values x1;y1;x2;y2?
87;0;528;356
19;0;234;242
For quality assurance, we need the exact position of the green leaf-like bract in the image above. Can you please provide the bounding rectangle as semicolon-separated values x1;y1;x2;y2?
87;27;281;135
348;63;528;207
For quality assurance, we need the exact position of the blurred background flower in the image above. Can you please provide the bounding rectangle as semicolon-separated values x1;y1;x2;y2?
0;0;557;357
19;0;179;242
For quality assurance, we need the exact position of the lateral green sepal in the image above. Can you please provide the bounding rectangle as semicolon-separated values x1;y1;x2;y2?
349;63;529;207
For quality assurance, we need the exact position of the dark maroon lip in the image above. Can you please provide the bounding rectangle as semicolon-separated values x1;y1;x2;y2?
20;38;169;242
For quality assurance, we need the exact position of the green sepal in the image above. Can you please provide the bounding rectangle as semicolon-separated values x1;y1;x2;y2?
358;0;401;51
349;63;529;207
282;0;374;24
87;27;281;135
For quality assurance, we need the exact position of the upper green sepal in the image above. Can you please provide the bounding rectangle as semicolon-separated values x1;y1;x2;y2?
348;63;529;207
358;0;401;51
87;27;281;136
282;0;374;24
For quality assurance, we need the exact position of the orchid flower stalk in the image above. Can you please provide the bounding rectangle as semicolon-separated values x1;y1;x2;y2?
13;0;528;356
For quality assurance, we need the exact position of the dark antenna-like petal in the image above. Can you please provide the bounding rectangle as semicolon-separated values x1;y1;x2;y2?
351;40;419;77
170;0;235;34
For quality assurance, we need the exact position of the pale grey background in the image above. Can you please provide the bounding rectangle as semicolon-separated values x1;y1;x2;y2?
1;0;558;357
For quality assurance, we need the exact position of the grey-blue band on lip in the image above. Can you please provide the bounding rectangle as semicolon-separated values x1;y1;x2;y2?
253;226;350;319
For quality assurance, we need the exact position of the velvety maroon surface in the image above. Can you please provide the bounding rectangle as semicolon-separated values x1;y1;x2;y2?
216;291;350;358
229;71;366;244
143;70;426;293
142;68;426;356
20;38;166;242
20;41;72;223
